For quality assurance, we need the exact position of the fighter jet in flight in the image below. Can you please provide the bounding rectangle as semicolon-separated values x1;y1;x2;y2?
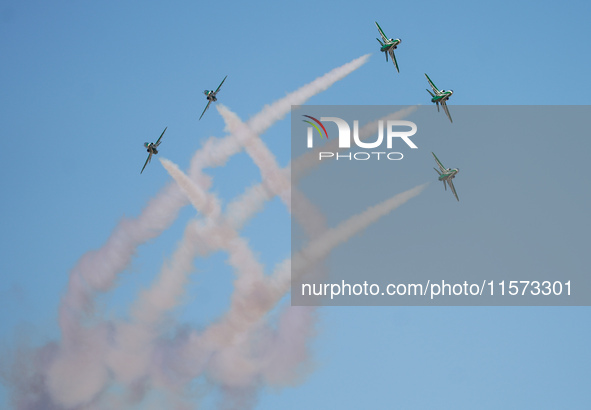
432;152;460;201
425;73;453;123
141;127;167;174
375;21;401;72
199;75;227;120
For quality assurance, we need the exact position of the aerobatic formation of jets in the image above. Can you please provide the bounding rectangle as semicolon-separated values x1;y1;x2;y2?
139;22;460;201
374;21;460;200
139;75;227;172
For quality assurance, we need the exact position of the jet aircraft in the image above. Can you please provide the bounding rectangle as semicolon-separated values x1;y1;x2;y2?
432;152;460;201
141;127;167;174
199;75;227;120
375;21;401;72
425;73;453;123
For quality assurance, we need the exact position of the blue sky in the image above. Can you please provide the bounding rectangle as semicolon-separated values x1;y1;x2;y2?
1;0;590;409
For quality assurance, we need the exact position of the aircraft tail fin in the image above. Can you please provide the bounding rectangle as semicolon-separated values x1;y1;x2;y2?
376;37;388;61
433;167;442;176
426;89;435;98
443;180;447;191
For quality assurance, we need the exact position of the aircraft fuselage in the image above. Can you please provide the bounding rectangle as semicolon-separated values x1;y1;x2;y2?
380;39;400;52
205;90;217;102
431;92;452;104
145;143;158;155
439;169;458;181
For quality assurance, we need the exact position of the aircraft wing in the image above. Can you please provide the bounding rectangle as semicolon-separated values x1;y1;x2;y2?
141;152;152;174
199;100;212;120
424;73;439;94
441;101;453;123
375;21;389;43
432;152;446;173
215;75;227;93
389;49;399;72
155;126;167;146
448;178;459;201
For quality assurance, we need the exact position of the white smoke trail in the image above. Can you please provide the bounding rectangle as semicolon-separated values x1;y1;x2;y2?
103;57;383;401
45;179;426;408
57;51;369;340
188;54;370;176
160;158;265;286
177;183;428;387
225;183;273;230
217;104;327;238
243;55;371;143
105;158;268;397
40;54;369;407
222;104;418;230
208;106;327;399
4;55;383;409
107;107;327;404
104;145;316;405
217;105;291;207
102;92;421;405
292;183;428;278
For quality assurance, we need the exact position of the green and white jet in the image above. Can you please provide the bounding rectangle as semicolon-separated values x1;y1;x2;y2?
425;73;453;123
375;21;401;72
141;127;167;174
199;75;227;120
432;152;460;201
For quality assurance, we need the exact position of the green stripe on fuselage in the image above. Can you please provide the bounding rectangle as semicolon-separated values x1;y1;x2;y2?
431;94;450;103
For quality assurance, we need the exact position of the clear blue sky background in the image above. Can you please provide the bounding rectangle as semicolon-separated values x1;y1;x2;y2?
1;0;590;408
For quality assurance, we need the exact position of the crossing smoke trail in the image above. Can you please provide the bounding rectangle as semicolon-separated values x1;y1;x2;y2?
149;101;327;405
217;104;327;238
100;60;360;405
1;53;428;410
146;155;426;407
37;54;369;408
103;58;384;405
58;52;370;343
2;54;370;409
157;160;318;404
188;53;371;175
67;66;377;406
105;123;424;406
172;183;429;396
222;104;418;231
